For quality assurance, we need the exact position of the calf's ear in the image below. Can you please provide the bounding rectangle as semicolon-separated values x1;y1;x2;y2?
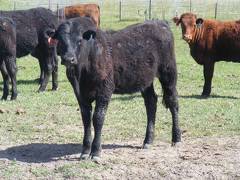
83;30;96;40
196;18;204;28
172;17;181;26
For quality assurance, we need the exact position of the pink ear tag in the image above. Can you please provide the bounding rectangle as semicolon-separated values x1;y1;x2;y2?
48;37;58;45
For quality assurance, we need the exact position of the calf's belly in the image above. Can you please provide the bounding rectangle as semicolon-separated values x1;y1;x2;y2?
113;74;155;94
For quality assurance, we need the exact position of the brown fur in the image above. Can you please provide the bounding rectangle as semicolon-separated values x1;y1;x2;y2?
64;4;100;27
173;13;240;97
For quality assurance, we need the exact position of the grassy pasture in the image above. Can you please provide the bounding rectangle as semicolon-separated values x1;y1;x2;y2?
0;0;240;179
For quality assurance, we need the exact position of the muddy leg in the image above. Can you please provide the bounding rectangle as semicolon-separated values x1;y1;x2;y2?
52;54;58;91
90;97;110;161
141;84;157;149
161;84;181;145
80;102;92;159
38;57;52;92
38;60;45;85
66;67;92;159
0;61;10;100
159;67;181;145
5;57;17;100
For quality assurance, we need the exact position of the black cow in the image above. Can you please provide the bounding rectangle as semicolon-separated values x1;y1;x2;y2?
47;17;181;161
0;7;59;93
0;17;17;100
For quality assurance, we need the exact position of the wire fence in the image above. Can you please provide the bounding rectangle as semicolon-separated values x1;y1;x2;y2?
3;0;240;28
119;0;240;21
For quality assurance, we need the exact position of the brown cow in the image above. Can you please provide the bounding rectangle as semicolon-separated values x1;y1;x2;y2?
173;13;240;97
57;4;100;27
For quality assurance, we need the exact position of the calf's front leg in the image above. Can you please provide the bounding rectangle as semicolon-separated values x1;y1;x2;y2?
79;102;92;160
202;61;215;97
66;67;93;160
66;68;93;159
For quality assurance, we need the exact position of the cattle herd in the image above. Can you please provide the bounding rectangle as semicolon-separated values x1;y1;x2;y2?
0;3;239;161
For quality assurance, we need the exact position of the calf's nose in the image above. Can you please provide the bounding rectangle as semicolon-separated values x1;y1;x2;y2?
183;34;192;41
62;54;77;64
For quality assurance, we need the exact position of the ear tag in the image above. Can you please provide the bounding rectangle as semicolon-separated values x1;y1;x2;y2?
48;37;58;45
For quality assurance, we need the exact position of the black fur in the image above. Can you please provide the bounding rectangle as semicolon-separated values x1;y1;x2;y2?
0;17;17;100
51;17;181;159
0;7;59;92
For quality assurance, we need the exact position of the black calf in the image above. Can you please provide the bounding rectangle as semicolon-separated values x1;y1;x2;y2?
0;17;17;100
48;17;181;160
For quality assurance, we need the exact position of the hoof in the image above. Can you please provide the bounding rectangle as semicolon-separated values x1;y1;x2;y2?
80;153;89;160
52;87;58;91
171;141;182;147
10;97;17;101
10;95;17;101
91;156;101;164
201;94;210;99
142;143;152;149
1;96;7;101
37;88;45;93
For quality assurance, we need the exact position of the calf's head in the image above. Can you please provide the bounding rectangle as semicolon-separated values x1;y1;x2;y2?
47;17;96;67
173;13;204;43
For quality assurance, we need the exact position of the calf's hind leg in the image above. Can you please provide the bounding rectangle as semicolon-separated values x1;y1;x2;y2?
141;84;158;149
38;59;45;85
38;56;52;92
159;67;181;145
5;56;17;100
0;61;10;100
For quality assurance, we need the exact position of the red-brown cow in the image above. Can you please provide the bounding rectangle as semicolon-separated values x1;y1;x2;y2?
173;13;240;97
57;4;100;27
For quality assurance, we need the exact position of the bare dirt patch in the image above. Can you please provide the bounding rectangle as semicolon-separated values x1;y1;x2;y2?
0;136;239;179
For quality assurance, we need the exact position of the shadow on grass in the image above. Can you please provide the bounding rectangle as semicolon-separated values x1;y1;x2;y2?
179;94;239;99
0;143;140;163
111;94;142;101
0;79;38;86
17;79;39;85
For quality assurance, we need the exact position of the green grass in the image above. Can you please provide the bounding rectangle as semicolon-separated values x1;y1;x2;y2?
0;1;240;179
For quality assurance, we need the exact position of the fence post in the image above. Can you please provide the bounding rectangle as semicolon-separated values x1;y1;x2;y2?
149;0;152;19
162;9;165;20
214;1;218;19
119;0;122;21
189;0;192;12
48;0;51;10
13;1;16;10
57;4;59;22
144;10;148;20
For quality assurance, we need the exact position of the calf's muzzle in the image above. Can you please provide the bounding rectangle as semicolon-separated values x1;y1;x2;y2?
183;34;192;42
61;53;78;65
